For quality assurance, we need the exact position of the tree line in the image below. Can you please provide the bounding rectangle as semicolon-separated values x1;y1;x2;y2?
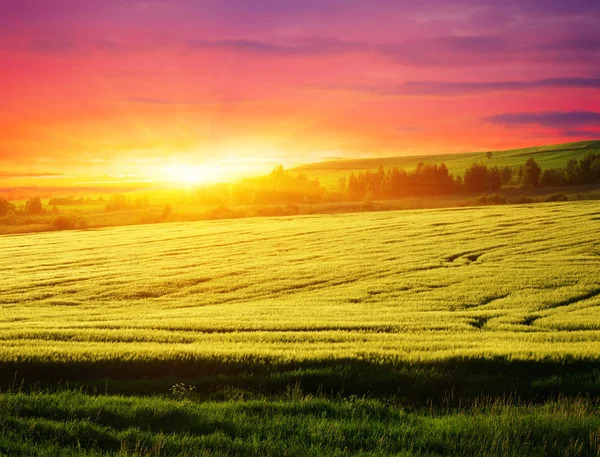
0;197;45;217
1;153;598;222
339;153;600;200
190;165;324;206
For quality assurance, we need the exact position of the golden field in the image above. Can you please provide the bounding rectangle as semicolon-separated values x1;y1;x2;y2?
2;201;599;365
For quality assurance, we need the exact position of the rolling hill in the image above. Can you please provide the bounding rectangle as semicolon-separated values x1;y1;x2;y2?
294;140;600;189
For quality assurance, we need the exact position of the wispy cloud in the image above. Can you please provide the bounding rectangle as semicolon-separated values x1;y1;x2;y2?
484;111;600;128
96;38;122;52
414;78;600;95
28;37;76;54
186;35;519;68
187;38;362;56
0;172;64;178
186;34;599;67
396;126;423;132
561;129;600;138
123;97;244;105
125;97;176;105
344;77;600;96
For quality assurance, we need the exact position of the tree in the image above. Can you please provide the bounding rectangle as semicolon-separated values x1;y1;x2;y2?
500;166;514;185
464;163;489;193
25;197;44;215
540;169;564;187
578;153;600;184
591;154;600;183
454;175;463;192
347;173;362;200
105;194;129;212
338;176;347;194
488;166;502;191
521;158;541;187
486;151;493;159
0;198;15;216
565;159;580;184
231;166;324;204
160;204;173;221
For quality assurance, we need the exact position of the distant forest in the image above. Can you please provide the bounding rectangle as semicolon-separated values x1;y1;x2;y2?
1;153;599;225
338;153;600;201
196;152;600;204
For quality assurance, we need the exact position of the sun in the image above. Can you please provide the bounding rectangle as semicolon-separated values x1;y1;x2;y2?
158;158;259;187
164;163;210;187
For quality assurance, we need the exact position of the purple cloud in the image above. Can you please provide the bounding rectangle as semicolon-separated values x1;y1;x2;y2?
541;36;600;53
485;111;600;128
561;129;600;138
185;33;599;67
430;36;507;54
28;37;76;53
513;0;600;16
96;38;122;51
186;35;512;66
2;0;599;30
2;0;598;69
395;78;600;96
324;78;600;97
188;38;364;56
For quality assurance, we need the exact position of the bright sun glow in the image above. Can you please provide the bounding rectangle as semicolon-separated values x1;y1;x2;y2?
164;163;213;186
158;158;267;187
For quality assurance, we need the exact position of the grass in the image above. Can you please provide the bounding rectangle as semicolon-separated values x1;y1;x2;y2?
295;140;600;189
1;201;599;455
1;392;599;456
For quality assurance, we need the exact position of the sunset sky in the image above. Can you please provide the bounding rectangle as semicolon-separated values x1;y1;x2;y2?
1;0;599;188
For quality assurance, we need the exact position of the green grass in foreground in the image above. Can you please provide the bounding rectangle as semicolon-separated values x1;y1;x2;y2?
1;392;599;457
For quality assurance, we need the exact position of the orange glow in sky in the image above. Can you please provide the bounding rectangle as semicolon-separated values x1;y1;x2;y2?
1;1;599;189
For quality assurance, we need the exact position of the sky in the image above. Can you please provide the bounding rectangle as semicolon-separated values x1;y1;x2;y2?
1;0;599;187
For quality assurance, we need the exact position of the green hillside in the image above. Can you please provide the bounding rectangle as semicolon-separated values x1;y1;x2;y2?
295;140;600;189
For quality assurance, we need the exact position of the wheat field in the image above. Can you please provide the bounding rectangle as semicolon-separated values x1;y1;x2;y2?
2;201;599;366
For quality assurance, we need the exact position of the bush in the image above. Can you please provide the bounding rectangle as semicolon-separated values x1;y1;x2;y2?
160;204;173;221
169;383;196;400
286;203;300;215
545;193;569;202
52;215;87;230
476;194;507;205
0;213;19;226
361;192;374;211
207;204;240;220
511;196;533;204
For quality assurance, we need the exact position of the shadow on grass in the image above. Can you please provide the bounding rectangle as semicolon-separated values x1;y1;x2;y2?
2;357;599;405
